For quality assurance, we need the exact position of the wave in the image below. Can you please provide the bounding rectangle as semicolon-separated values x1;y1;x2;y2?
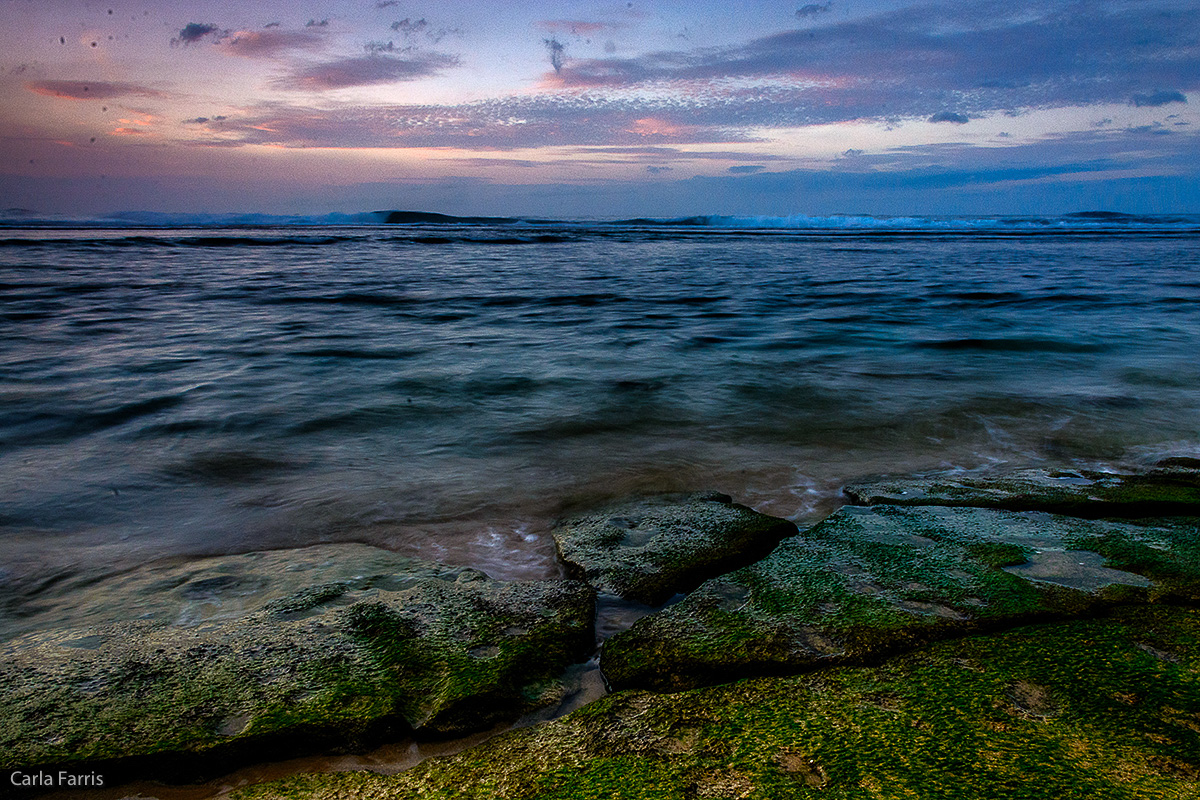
610;212;1200;232
3;207;1197;237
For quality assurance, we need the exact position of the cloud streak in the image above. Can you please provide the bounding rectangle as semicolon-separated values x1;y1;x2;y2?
26;80;162;100
218;29;326;58
274;52;460;90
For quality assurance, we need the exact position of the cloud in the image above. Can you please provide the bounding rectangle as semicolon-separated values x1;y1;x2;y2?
549;0;1200;125
796;3;832;18
195;94;765;149
306;19;330;28
389;18;458;44
392;18;428;37
1131;90;1188;107
929;111;969;124
218;29;325;58
728;164;766;173
171;22;224;47
274;52;460;90
26;80;162;100
544;37;567;74
646;165;673;173
376;0;401;6
537;20;621;36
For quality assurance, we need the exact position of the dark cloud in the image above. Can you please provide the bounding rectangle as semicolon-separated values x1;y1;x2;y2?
365;41;401;54
26;80;162;100
544;37;567;74
646;165;673;173
376;0;401;7
1131;90;1188;107
796;3;832;18
391;18;427;36
172;22;224;47
728;164;766;173
389;18;459;44
929;111;970;124
274;52;459;90
306;19;330;28
264;22;281;29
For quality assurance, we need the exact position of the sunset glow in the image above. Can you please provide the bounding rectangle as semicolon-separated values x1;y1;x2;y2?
1;0;1197;216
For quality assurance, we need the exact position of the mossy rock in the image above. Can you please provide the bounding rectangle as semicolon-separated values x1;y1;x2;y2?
552;492;797;605
230;605;1200;799
601;505;1197;691
0;545;595;773
844;464;1200;518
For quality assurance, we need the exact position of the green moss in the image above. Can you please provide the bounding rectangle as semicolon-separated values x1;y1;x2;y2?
230;606;1200;800
602;506;1171;692
0;562;595;771
552;492;797;605
844;466;1200;518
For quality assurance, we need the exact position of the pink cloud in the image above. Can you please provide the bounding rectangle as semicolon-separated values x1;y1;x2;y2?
26;80;163;101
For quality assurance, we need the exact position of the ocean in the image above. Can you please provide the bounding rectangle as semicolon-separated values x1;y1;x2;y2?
2;212;1199;598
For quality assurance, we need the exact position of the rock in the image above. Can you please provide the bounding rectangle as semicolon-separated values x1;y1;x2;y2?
843;465;1200;517
551;492;797;605
600;505;1196;691
0;544;595;773
227;605;1200;799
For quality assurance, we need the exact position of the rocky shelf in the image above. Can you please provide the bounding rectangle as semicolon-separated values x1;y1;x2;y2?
3;465;1199;797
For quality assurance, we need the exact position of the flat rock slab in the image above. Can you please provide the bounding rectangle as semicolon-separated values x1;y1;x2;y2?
0;544;594;773
552;492;797;606
230;605;1200;800
844;464;1200;517
601;505;1199;691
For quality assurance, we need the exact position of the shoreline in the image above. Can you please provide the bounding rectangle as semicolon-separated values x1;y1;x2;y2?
4;460;1200;798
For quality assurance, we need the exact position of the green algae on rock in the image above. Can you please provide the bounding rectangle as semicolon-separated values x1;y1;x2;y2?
552;492;797;606
0;544;595;773
228;605;1200;800
843;464;1200;518
600;505;1193;692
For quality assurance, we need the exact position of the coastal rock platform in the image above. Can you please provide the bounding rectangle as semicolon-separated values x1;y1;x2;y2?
232;605;1200;799
6;467;1200;797
844;463;1200;517
600;504;1199;691
0;544;594;774
552;491;797;606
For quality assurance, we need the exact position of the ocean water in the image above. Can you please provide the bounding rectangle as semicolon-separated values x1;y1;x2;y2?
2;213;1199;593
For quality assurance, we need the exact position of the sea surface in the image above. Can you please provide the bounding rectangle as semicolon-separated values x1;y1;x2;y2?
3;212;1199;595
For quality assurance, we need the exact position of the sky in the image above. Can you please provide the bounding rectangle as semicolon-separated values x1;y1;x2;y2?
1;0;1198;218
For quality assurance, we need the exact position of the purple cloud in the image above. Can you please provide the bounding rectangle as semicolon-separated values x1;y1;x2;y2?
552;0;1200;120
929;111;970;124
220;29;325;57
275;52;459;90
